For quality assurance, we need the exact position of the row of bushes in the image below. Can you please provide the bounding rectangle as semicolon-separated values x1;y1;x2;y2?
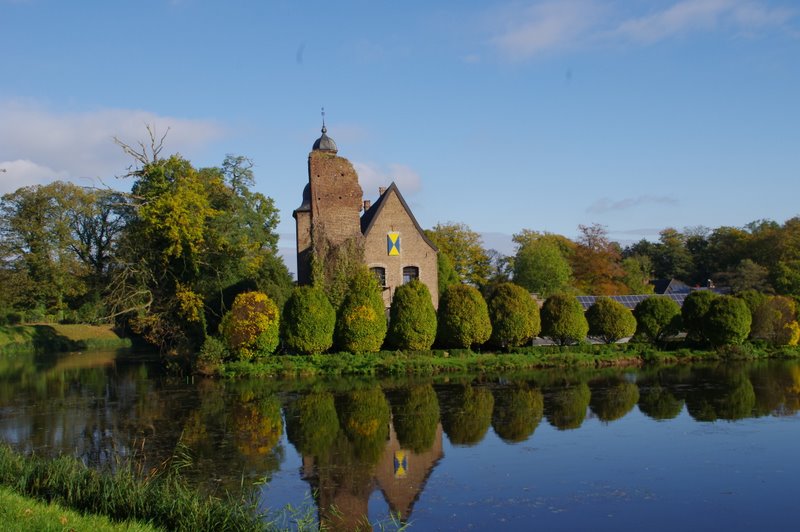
199;272;800;368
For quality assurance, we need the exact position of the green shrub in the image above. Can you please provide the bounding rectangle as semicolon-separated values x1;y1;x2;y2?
219;291;280;360
735;289;769;317
585;297;636;344
633;296;681;344
387;280;437;351
750;295;799;346
281;286;335;355
540;294;588;346
487;283;541;349
681;290;719;344
334;268;387;353
436;284;492;349
196;336;229;375
704;296;752;347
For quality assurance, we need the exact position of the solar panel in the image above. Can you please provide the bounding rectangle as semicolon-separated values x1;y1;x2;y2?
574;293;689;310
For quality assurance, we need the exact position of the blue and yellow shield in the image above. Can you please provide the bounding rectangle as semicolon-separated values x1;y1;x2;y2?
387;232;401;256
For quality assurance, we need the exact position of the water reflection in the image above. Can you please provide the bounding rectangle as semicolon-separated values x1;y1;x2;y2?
3;351;800;528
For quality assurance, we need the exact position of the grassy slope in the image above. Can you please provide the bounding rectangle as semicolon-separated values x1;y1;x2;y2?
0;324;132;354
0;486;159;532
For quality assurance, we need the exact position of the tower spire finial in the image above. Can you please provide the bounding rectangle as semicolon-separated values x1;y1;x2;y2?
321;107;326;134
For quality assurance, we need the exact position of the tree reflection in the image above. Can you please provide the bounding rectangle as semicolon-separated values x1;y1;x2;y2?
638;384;684;420
390;384;440;453
491;384;543;443
545;381;590;430
440;384;494;446
589;379;639;423
337;387;391;465
685;367;756;421
284;391;339;459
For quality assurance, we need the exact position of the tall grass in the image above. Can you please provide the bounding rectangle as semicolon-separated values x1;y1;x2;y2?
0;443;262;531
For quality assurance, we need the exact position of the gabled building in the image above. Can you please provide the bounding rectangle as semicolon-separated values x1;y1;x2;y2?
293;122;438;308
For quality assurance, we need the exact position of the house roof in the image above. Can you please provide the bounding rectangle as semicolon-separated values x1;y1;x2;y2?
360;182;438;252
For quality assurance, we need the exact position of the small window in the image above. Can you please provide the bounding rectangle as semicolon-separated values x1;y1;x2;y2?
402;266;419;284
370;267;386;287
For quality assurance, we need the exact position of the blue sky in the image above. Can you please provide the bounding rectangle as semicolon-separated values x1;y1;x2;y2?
2;0;798;266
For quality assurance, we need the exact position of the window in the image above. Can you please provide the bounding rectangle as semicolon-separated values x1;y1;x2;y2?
370;267;386;287
402;266;419;284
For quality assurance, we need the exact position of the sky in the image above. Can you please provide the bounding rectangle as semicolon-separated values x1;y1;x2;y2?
2;0;799;270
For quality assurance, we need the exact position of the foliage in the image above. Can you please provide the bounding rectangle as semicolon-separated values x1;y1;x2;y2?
440;384;494;446
633;296;682;344
436;252;461;297
750;296;799;346
387;279;437;351
545;381;591;430
681;290;719;344
196;336;229;375
310;234;365;310
220;291;280;360
334;268;387;353
571;224;627;295
487;282;541;349
425;222;491;287
285;392;340;458
337;387;390;464
540;294;589;346
281;285;335;355
621;255;654;294
637;384;684;420
585;297;636;344
391;385;440;453
704;296;752;347
436;284;492;348
589;380;639;422
513;238;572;298
491;385;544;443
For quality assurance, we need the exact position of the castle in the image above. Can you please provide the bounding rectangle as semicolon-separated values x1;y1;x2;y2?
293;121;439;308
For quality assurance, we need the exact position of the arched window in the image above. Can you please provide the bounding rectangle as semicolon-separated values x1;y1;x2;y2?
370;266;386;287
402;266;419;284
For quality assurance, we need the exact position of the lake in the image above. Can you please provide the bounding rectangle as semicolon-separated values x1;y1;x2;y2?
1;350;799;530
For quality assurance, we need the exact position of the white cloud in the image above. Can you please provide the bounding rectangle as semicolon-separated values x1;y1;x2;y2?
0;100;224;194
353;161;422;197
615;0;795;44
587;195;679;214
489;0;604;60
485;0;796;59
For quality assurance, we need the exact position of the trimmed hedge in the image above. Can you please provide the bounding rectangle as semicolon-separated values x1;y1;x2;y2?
704;296;752;347
681;290;719;344
540;293;589;346
387;280;437;351
585;297;636;344
334;268;387;353
633;296;681;344
487;282;541;349
219;291;280;360
436;284;492;349
281;286;335;355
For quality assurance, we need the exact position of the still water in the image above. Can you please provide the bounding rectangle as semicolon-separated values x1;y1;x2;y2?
1;350;799;530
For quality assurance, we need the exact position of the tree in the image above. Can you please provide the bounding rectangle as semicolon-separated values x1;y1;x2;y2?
387;279;437;351
585;297;636;344
621;255;654;294
425;222;491;287
487;282;541;349
436;252;461;296
334;268;387;353
219;291;280;360
681;290;719;345
571;223;627;295
718;259;771;293
750;296;799;346
513;239;572;298
703;296;751;347
436;284;492;349
633;296;681;344
540;294;589;346
281;286;335;355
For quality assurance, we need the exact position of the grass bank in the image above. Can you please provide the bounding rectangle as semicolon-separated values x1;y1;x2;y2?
0;486;159;532
219;343;800;379
0;324;132;354
0;444;262;532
